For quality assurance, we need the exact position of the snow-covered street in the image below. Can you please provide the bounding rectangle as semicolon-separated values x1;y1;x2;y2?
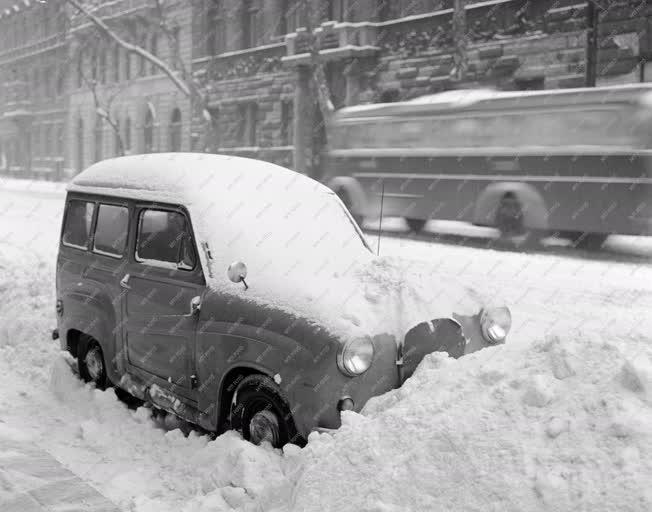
1;180;651;512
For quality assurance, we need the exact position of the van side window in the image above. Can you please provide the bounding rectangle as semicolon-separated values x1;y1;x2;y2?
136;209;196;270
62;200;95;250
93;204;129;258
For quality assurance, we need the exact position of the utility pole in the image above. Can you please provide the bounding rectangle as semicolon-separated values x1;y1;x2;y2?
585;0;599;87
452;0;468;82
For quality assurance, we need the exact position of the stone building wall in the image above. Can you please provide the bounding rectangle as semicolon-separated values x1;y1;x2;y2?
192;0;650;178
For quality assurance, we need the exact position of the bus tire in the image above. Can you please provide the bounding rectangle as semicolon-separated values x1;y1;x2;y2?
495;193;525;237
406;218;427;233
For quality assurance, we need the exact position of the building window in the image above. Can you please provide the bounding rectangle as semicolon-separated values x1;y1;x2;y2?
143;105;155;153
98;47;107;84
281;100;293;146
33;126;41;161
94;117;103;162
169;108;182;152
239;103;258;146
171;27;181;67
56;71;65;97
113;44;120;82
114;118;121;155
56;123;64;156
77;52;84;88
44;125;52;158
91;48;98;82
207;107;220;150
124;116;132;153
206;1;225;55
150;34;158;75
139;35;147;76
285;0;303;33
242;0;260;49
327;0;348;21
377;0;395;21
76;118;84;172
124;48;131;80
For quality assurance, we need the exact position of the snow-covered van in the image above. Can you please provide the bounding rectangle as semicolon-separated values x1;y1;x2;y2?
53;153;511;447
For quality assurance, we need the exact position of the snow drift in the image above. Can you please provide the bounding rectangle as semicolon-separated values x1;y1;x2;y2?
1;180;651;512
281;333;652;512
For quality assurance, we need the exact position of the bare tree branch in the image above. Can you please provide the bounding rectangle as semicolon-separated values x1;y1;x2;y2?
76;39;125;156
65;0;191;97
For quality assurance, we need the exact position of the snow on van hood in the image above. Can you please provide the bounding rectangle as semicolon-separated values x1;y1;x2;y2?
201;250;487;345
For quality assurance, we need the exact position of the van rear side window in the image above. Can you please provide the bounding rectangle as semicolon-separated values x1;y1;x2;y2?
62;200;95;250
93;204;129;258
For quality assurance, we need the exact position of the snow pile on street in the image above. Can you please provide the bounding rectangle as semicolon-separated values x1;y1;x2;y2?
1;182;651;512
283;332;652;512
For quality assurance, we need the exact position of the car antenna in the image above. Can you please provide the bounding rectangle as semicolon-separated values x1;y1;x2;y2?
377;179;385;256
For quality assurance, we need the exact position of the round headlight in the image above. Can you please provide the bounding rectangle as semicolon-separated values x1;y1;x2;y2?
480;306;512;344
337;337;374;376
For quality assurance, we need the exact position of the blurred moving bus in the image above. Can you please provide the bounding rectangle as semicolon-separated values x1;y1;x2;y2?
324;85;652;248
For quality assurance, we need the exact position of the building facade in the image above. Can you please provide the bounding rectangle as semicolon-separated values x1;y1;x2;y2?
67;0;193;175
0;0;650;180
0;0;68;178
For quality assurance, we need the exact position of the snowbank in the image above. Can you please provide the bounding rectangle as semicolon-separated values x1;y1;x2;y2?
1;182;651;512
282;333;652;512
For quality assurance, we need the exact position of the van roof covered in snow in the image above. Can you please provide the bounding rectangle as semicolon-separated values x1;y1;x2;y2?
68;153;329;205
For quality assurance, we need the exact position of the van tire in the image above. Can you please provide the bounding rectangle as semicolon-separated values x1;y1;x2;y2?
229;374;301;448
406;218;427;233
77;335;109;390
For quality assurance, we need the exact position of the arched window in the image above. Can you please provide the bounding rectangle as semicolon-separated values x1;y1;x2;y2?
94;116;103;162
169;108;182;152
76;118;84;172
124;116;131;153
143;105;155;153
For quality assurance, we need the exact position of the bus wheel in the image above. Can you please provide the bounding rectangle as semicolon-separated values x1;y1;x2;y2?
495;194;525;237
337;189;363;226
406;218;427;233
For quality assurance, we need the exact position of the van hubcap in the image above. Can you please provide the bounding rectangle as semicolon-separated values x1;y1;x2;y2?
85;347;104;382
249;409;280;446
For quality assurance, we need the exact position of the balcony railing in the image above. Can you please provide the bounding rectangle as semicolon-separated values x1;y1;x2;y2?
203;43;286;82
1;80;33;120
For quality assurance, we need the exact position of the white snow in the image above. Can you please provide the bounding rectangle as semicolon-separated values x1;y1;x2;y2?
0;181;651;511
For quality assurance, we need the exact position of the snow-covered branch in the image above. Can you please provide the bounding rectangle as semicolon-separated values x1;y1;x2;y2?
65;0;191;98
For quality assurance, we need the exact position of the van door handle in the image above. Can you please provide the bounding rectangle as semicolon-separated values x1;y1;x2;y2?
119;274;131;290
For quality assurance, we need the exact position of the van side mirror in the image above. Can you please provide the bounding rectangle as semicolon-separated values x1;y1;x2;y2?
227;261;248;290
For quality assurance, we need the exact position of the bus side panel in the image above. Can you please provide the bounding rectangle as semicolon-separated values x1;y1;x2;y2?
326;153;651;236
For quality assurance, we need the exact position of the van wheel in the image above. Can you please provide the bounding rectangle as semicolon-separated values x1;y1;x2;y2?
495;193;525;237
78;335;109;390
230;375;300;448
337;190;363;226
406;218;427;233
